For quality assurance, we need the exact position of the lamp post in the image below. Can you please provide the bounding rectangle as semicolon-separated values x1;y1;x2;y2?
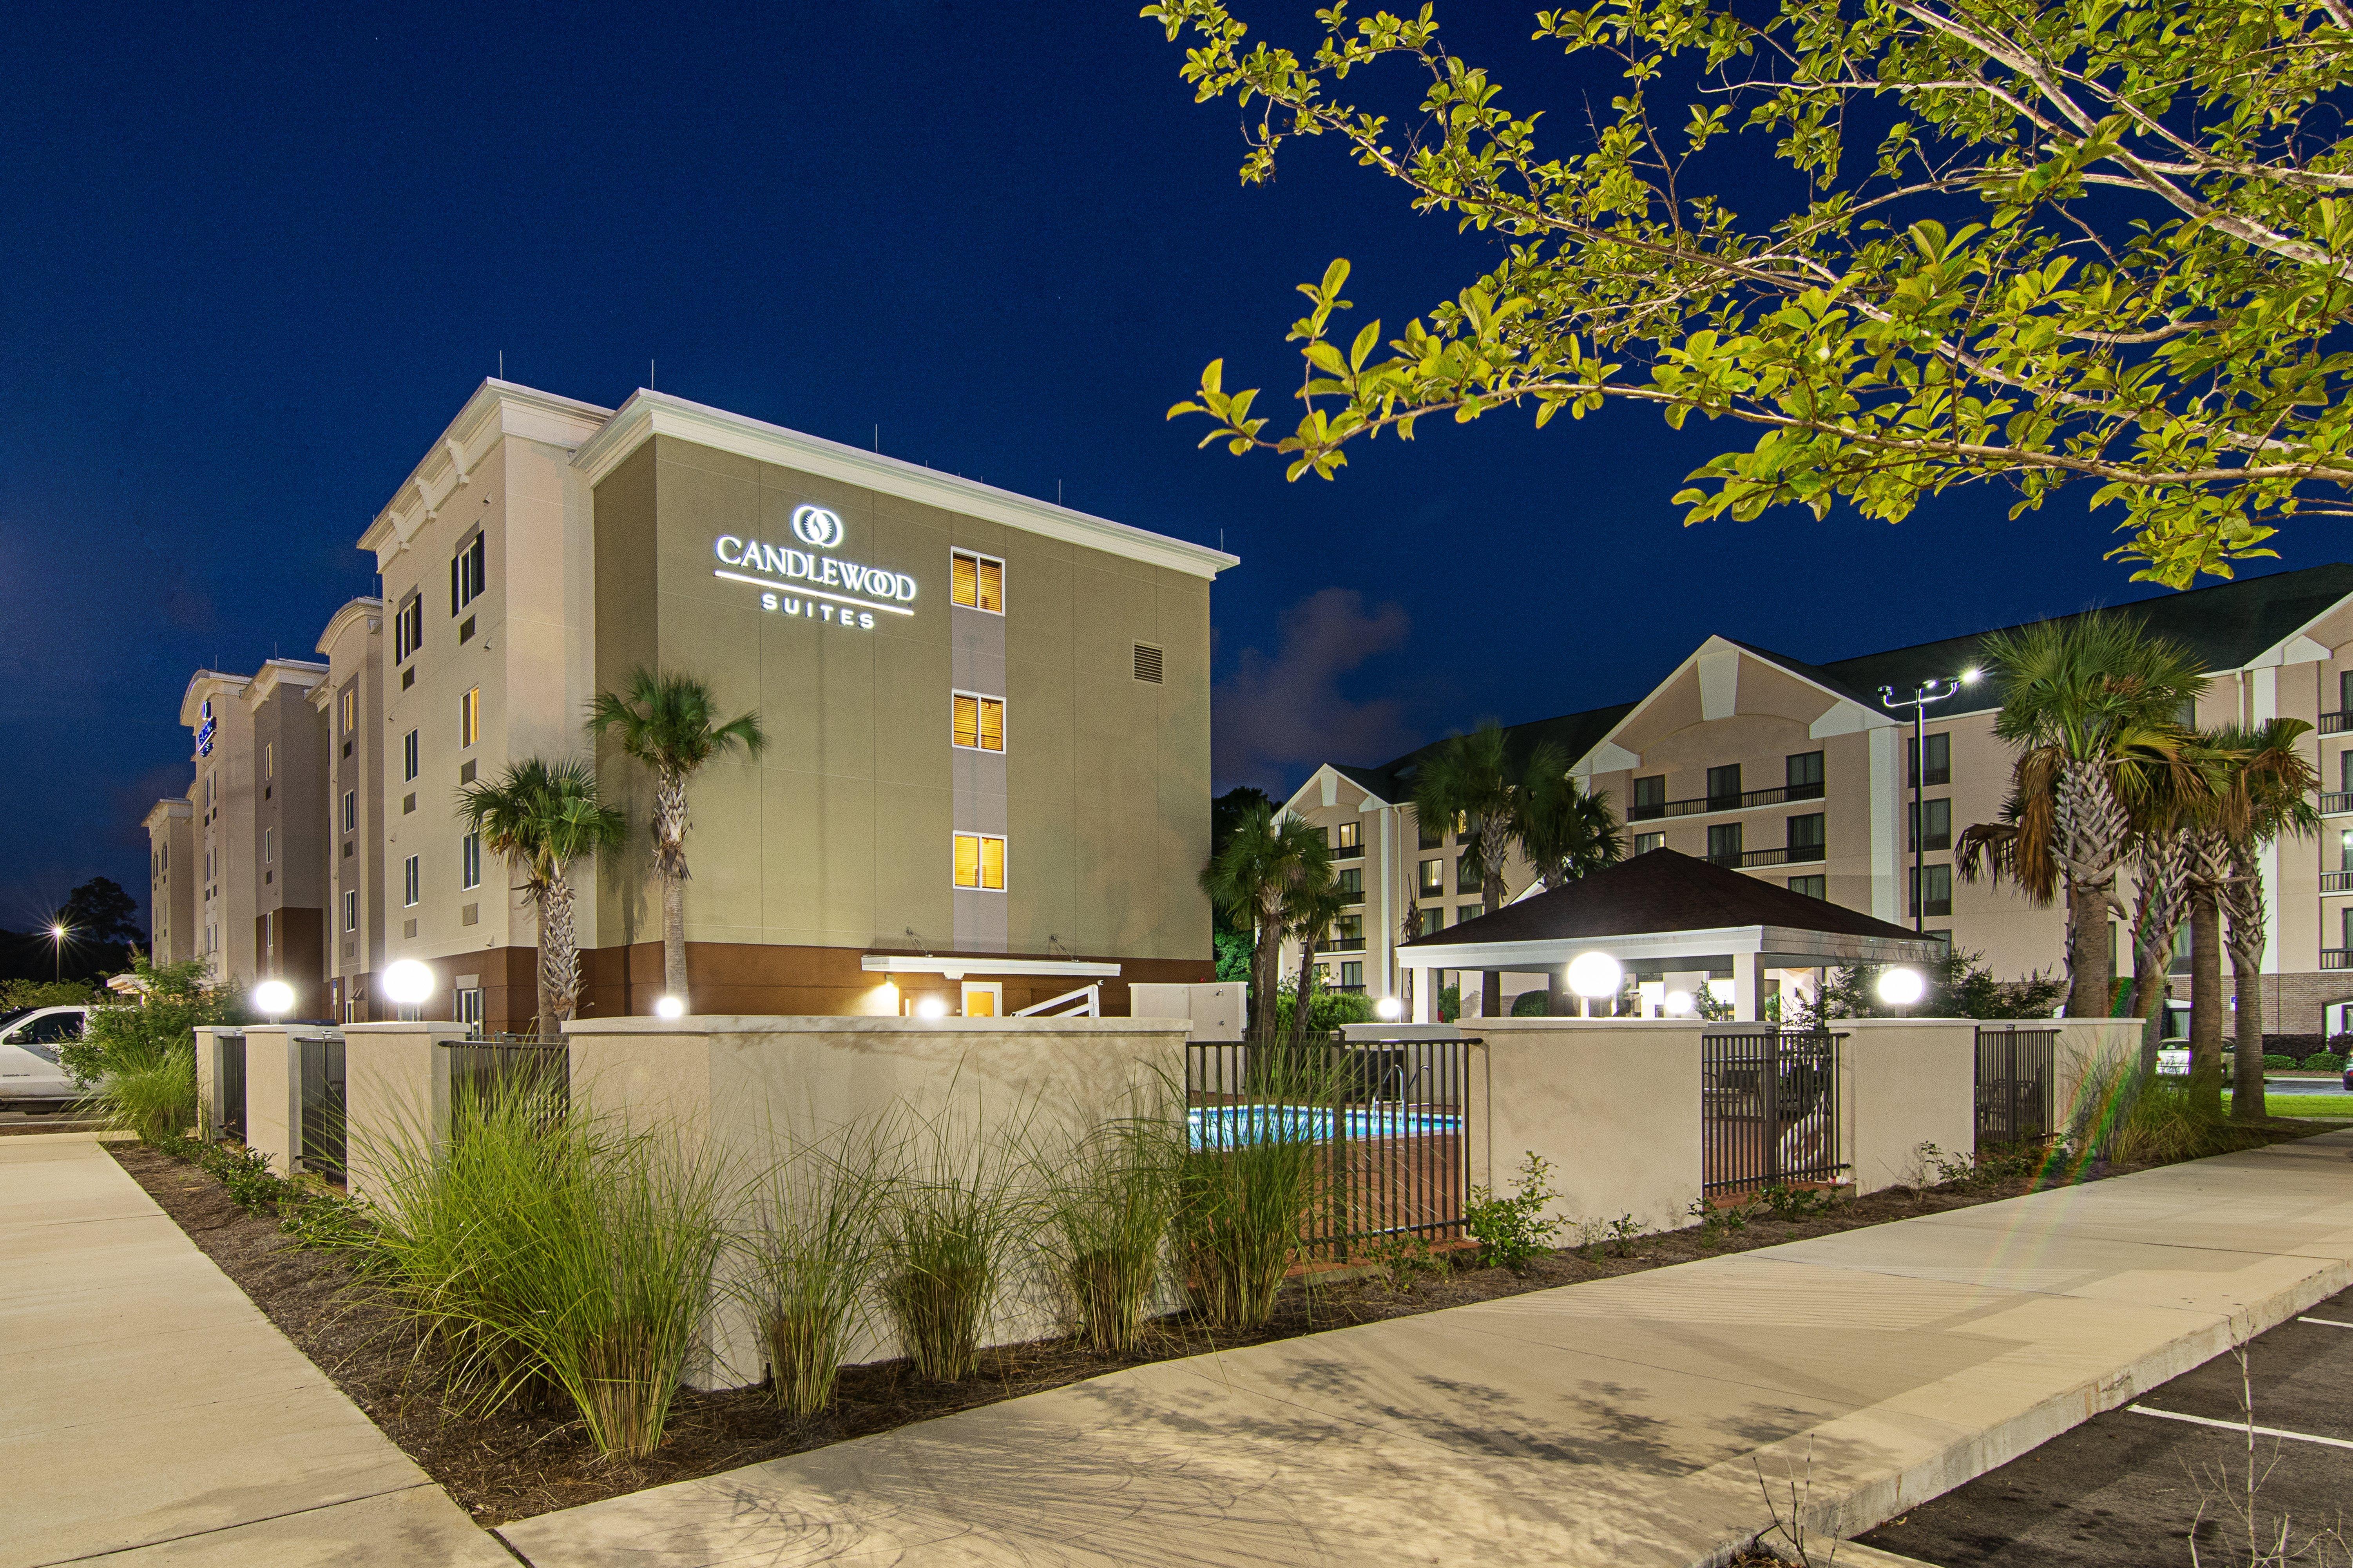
48;922;68;984
1877;670;1981;936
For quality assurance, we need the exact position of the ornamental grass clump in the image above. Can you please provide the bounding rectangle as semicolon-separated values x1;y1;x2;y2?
879;1104;1035;1383
362;1083;728;1461
736;1121;897;1417
100;1044;199;1144
1039;1096;1184;1355
1174;1051;1334;1329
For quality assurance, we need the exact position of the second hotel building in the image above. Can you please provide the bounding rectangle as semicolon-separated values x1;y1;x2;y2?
229;379;1232;1030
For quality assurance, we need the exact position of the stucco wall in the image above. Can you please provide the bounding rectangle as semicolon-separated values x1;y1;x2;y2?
1835;1018;1978;1192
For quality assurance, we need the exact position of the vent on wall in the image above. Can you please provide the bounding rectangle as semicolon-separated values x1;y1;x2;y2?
403;918;418;939
461;904;480;927
1133;643;1164;684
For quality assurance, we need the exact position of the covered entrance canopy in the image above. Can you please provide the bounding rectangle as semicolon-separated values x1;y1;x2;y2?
1397;849;1942;1022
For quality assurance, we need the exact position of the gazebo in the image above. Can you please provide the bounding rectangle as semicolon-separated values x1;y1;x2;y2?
1396;849;1944;1022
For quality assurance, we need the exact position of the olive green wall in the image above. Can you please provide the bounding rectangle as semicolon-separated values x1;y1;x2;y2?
589;433;1212;965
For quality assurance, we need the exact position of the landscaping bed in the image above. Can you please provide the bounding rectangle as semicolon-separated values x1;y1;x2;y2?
107;1114;2348;1529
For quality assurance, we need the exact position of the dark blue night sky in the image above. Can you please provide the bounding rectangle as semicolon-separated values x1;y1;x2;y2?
0;1;2255;929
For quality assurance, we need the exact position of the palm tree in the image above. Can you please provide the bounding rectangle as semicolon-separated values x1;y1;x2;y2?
2204;721;2321;1121
1517;749;1625;891
1199;803;1333;1046
457;758;627;1038
1412;722;1525;1019
1284;877;1351;1051
1975;612;2207;1017
587;668;768;1006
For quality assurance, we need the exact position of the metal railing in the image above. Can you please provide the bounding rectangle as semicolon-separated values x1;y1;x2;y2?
297;1033;346;1178
1630;780;1827;821
1186;1035;1469;1264
2325;871;2353;893
1014;984;1100;1018
438;1035;568;1141
214;1032;247;1143
1701;1030;1846;1194
2326;949;2353;971
1711;843;1828;869
2325;792;2353;817
1974;1026;2058;1148
2322;711;2352;735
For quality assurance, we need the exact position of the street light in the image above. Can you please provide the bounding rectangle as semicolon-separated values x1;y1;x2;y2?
1566;951;1623;1019
252;979;295;1019
49;922;68;983
1663;989;1695;1017
1877;967;1927;1008
1878;668;1982;936
1374;996;1404;1022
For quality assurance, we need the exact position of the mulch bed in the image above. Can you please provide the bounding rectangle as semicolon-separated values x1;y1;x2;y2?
107;1117;2344;1529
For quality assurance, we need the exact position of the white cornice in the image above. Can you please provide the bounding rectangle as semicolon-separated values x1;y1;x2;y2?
360;380;613;564
179;670;250;729
246;658;330;708
143;798;192;830
315;596;386;658
574;391;1239;582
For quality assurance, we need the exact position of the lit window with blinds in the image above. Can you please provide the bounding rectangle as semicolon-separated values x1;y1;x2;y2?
949;550;1004;613
952;693;1005;752
460;686;479;748
953;832;1006;890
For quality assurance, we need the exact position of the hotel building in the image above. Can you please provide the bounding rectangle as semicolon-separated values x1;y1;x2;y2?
1284;565;2353;1040
148;381;1233;1029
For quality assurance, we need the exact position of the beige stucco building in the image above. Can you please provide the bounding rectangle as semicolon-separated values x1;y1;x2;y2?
143;798;194;967
149;379;1232;1029
1286;565;2353;1042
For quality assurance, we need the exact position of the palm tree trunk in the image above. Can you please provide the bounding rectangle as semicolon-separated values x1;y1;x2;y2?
656;771;690;1001
1289;936;1321;1049
2225;845;2269;1122
2187;884;2226;1119
529;887;557;1041
542;868;583;1031
2130;834;2189;1088
1250;905;1282;1047
2058;758;2127;1018
1480;871;1506;1018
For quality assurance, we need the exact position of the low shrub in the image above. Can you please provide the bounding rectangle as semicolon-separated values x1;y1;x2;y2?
1364;1231;1447;1289
1510;990;1552;1017
1464;1151;1564;1270
100;1044;198;1144
1758;1183;1837;1220
737;1122;895;1417
2302;1052;2348;1073
879;1104;1034;1382
2264;1053;2303;1071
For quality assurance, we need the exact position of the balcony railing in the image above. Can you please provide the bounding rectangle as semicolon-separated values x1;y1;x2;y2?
1332;843;1363;860
1706;844;1828;869
2326;949;2353;971
1630;780;1826;821
2323;711;2352;735
2325;792;2353;817
2325;871;2353;893
1326;937;1367;952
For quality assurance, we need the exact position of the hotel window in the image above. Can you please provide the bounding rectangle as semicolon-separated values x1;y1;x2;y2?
1631;775;1666;819
1910;798;1951;853
1331;914;1364;949
1706;822;1743;864
1418;858;1444;896
2340;827;2353;871
1909;732;1951;787
2342;749;2353;796
1335;866;1364;903
1340;961;1364;990
951;693;1006;751
1455;904;1485;923
1787;813;1826;858
1415;907;1444;936
460;687;480;748
343;889;359;932
1788;874;1826;899
451;530;486;615
461;832;482;890
1632;830;1666;856
1456;854;1478;894
395;594;423;663
1911;864;1953;918
949;550;1004;614
341;790;356;833
341;686;357;735
1706;763;1742;809
1786;751;1824;797
264;742;274;782
1334;820;1361;857
2344;907;2353;952
1418;816;1444;849
263;827;274;864
953;832;1007;891
403;729;419;782
404;855;420;907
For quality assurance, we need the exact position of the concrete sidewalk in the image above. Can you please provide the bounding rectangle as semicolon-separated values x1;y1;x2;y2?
500;1130;2353;1568
0;1134;506;1568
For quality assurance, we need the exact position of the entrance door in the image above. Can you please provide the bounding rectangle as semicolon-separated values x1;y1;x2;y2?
961;981;1003;1018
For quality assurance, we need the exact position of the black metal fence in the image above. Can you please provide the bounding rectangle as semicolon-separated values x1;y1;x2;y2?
1974;1026;2058;1148
1185;1034;1469;1264
439;1035;568;1141
215;1032;246;1143
1701;1030;1846;1194
297;1034;346;1178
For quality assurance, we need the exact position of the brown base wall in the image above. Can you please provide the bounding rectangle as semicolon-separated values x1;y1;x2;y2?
449;942;1213;1036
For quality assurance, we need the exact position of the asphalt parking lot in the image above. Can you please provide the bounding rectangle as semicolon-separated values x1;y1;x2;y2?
1859;1285;2353;1566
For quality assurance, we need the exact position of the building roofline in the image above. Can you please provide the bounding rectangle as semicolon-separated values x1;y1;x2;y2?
315;597;385;658
143;797;192;830
245;658;330;708
179;670;250;729
571;389;1241;582
359;380;614;562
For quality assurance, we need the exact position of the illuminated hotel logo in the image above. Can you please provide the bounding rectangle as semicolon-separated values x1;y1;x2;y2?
713;506;915;632
196;698;216;758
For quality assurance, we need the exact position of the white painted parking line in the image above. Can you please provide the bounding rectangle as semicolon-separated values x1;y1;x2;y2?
2129;1405;2353;1451
2298;1316;2353;1329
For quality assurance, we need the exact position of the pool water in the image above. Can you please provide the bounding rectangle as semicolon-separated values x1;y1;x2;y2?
1187;1103;1462;1148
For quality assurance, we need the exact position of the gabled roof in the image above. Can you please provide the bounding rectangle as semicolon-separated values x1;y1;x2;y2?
1399;848;1923;949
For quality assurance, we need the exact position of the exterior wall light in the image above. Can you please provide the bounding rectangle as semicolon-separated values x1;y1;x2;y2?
382;959;436;1007
1663;989;1695;1016
1877;967;1927;1007
1374;996;1403;1021
252;979;295;1019
1566;951;1623;1019
654;995;685;1020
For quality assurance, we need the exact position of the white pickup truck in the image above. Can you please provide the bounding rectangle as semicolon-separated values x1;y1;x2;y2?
0;1006;90;1109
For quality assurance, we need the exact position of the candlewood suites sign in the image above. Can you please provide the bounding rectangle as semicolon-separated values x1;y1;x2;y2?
712;505;916;632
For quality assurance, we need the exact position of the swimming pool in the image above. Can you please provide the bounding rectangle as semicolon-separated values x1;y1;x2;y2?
1187;1103;1463;1148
